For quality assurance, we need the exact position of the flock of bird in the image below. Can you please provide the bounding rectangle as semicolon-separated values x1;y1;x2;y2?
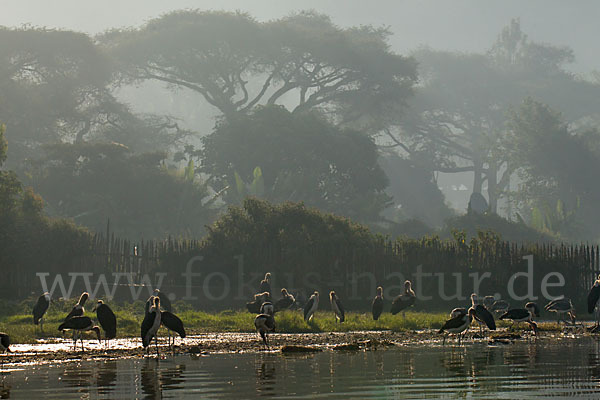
30;288;185;354
248;272;600;346
0;273;597;354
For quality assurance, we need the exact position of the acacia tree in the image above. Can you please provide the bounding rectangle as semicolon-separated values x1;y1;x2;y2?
0;27;188;168
100;10;417;125
387;19;600;214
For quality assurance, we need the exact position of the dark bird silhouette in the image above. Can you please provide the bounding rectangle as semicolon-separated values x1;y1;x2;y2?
259;273;272;296
526;301;540;317
372;286;384;321
588;274;600;326
544;297;576;325
246;292;271;314
145;289;172;315
141;296;162;356
304;291;319;322
33;292;51;332
58;316;101;351
274;288;295;312
254;313;275;347
0;333;10;352
329;291;345;323
472;305;496;334
391;281;416;317
93;300;117;346
499;303;538;335
64;292;89;321
161;311;186;347
439;308;475;345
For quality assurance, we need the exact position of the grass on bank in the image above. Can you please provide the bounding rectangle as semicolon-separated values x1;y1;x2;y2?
0;298;563;344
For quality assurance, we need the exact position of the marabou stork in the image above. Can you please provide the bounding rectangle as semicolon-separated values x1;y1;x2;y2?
141;296;162;356
274;288;295;312
304;291;319;322
259;273;272;296
372;286;384;321
391;280;416;317
58;316;101;351
544;297;576;326
329;291;345;323
254;313;275;348
93;300;117;346
33;292;51;332
471;294;496;335
499;302;539;335
439;308;475;345
588;274;600;327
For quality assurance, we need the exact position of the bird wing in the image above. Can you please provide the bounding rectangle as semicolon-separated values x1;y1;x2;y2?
304;297;315;319
33;295;49;323
58;316;92;331
372;297;383;320
499;309;528;320
140;311;156;346
64;306;83;321
439;314;465;332
97;304;117;338
391;294;414;315
274;297;293;312
588;285;600;313
335;298;345;320
161;311;186;338
474;305;496;330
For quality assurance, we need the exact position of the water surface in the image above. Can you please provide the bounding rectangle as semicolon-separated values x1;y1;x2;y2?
2;337;600;399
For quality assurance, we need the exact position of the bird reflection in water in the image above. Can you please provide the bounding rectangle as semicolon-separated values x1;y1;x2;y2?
140;358;186;398
96;360;117;396
255;355;276;396
62;362;94;393
140;358;161;399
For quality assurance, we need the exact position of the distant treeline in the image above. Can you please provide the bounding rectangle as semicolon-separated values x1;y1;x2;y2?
3;198;596;311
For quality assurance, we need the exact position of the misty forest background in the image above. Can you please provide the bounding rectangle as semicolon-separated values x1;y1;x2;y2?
2;11;600;306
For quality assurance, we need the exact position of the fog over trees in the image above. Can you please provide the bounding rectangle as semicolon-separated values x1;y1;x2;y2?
1;3;600;241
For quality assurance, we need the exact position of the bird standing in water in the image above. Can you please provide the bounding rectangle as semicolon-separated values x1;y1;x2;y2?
141;296;162;356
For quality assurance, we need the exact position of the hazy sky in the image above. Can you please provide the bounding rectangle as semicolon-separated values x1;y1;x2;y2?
1;0;598;73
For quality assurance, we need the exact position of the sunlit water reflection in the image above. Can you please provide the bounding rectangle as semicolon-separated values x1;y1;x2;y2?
2;336;600;398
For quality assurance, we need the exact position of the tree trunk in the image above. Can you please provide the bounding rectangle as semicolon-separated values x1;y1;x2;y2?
487;163;498;214
472;159;483;194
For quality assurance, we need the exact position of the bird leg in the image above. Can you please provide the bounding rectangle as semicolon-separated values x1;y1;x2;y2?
155;335;159;356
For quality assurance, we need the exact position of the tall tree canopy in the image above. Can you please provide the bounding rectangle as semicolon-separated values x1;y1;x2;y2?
506;98;600;239
389;19;600;214
0;27;188;168
199;106;390;224
100;10;417;126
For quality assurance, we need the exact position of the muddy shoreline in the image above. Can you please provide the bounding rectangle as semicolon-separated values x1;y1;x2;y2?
0;325;593;366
